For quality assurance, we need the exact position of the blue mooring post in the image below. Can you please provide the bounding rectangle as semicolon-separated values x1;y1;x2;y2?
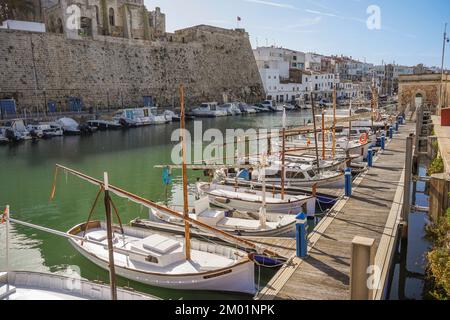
367;147;373;167
345;168;352;197
381;134;385;150
389;126;393;139
296;213;308;258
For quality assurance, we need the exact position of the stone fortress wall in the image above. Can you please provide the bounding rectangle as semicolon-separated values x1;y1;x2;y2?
0;1;264;112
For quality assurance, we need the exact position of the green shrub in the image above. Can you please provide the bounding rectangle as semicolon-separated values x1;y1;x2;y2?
427;156;444;176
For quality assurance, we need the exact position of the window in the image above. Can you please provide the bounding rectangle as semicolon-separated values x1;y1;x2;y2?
307;170;316;178
287;172;305;179
109;8;115;26
145;255;159;264
94;6;100;25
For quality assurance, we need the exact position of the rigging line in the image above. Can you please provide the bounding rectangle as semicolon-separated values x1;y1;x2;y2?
109;197;125;235
82;186;104;241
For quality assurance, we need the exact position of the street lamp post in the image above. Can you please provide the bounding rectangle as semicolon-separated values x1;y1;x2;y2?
439;23;449;115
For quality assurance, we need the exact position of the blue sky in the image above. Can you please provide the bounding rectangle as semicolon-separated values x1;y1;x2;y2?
145;0;449;67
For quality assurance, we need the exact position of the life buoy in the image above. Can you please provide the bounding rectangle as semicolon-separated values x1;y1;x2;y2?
359;132;368;144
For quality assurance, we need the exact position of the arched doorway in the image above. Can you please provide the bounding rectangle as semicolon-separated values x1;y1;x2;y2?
109;8;115;26
414;93;423;109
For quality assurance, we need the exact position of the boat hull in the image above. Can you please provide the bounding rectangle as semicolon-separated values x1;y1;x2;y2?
148;209;298;238
205;193;316;216
69;240;256;294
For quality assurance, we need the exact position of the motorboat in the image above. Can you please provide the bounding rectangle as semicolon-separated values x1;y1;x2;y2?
260;100;282;112
252;104;270;113
236;103;257;114
198;182;316;218
146;107;171;125
68;221;256;294
163;110;181;122
191;102;228;118
86;120;122;130
283;104;296;111
113;107;170;126
0;271;158;300
57;118;81;135
26;124;46;139
219;103;242;116
2;119;32;141
0;127;9;144
43;124;64;138
148;197;298;237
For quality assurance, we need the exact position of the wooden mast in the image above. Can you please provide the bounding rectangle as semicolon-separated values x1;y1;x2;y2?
179;84;191;261
310;93;321;171
348;99;352;140
281;108;286;200
371;82;375;131
103;172;117;300
321;110;325;160
332;85;337;160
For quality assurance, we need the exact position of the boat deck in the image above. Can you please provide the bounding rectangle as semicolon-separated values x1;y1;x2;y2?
255;121;414;300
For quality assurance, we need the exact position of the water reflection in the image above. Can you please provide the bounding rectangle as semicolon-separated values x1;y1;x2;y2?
0;111;313;299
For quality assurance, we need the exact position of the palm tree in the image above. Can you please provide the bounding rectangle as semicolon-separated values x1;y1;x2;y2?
0;0;37;22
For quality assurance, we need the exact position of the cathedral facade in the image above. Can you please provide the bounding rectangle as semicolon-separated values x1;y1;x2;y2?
45;0;165;40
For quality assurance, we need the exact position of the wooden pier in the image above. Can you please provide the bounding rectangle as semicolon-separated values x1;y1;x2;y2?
255;121;415;300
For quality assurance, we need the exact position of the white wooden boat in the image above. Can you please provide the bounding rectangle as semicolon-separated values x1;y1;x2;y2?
240;154;348;172
148;197;298;237
249;165;345;188
336;127;377;147
286;134;371;159
198;182;316;217
191;102;228;118
68;221;256;294
0;271;158;300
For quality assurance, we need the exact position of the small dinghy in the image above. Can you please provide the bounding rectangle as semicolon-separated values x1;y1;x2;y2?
149;197;298;237
198;182;316;218
68;221;256;294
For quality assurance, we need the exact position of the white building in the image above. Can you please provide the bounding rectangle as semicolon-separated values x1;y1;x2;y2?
305;53;322;72
254;47;339;102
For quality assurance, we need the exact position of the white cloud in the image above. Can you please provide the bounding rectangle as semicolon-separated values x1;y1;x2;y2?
243;0;297;10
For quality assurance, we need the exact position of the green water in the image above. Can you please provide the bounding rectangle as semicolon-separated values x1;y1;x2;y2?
0;111;312;300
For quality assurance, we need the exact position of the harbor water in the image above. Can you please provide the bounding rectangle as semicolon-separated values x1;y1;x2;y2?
0;111;313;300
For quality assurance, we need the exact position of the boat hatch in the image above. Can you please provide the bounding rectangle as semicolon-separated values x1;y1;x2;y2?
140;234;180;254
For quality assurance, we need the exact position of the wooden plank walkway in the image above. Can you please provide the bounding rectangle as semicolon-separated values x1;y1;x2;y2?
256;121;415;300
